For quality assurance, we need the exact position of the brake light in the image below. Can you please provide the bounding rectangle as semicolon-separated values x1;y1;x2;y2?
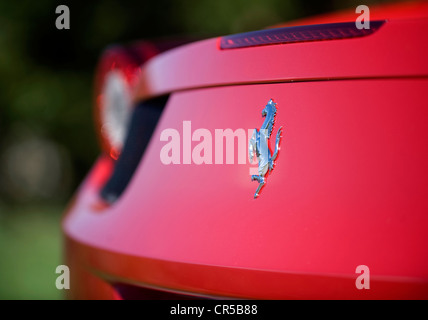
220;21;385;49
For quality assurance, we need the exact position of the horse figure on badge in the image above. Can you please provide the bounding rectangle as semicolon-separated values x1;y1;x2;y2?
248;99;283;198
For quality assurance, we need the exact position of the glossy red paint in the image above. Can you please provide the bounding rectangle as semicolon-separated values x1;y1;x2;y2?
134;17;428;100
64;2;428;299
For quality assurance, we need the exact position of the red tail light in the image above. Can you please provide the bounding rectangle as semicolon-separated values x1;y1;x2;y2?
94;43;158;159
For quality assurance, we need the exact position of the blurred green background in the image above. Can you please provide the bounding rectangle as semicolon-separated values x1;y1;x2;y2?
0;0;400;299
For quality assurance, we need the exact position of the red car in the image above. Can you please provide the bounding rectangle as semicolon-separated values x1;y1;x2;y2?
63;1;428;299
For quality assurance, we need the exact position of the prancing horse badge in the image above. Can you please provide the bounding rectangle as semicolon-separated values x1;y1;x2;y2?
248;99;283;198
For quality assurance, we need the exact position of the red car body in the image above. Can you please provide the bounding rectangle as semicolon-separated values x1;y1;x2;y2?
63;1;428;299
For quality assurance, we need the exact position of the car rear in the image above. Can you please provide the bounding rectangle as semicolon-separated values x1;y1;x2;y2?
63;2;428;299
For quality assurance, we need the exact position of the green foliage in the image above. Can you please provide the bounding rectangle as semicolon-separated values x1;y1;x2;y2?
0;206;63;300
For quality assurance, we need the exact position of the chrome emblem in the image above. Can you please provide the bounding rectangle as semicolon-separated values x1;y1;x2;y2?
249;99;283;198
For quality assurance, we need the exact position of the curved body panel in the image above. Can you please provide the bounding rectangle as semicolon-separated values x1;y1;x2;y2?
64;2;428;299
